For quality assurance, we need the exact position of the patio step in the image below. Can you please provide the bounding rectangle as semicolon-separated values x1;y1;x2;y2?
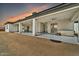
37;34;79;44
50;35;78;44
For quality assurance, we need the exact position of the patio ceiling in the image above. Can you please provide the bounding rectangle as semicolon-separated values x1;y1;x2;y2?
37;7;79;22
21;19;32;25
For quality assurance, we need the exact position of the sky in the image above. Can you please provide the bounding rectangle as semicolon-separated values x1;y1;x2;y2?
0;3;60;26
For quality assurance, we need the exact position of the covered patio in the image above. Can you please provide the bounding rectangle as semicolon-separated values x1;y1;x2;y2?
36;33;78;44
36;13;79;43
21;5;79;44
11;4;79;44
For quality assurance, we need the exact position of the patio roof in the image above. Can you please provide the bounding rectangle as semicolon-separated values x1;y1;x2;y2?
4;3;79;25
4;22;14;25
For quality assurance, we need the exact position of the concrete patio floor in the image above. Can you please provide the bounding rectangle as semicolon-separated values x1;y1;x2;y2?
21;32;78;44
0;31;79;56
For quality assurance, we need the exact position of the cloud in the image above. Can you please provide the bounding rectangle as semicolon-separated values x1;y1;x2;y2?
0;4;53;26
5;4;51;22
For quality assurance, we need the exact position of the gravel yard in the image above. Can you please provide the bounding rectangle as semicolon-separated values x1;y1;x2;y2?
0;31;79;56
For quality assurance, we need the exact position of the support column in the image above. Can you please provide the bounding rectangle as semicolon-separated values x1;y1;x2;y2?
32;19;36;36
19;22;22;33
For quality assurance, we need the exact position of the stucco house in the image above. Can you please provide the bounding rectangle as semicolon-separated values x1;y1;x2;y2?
4;3;79;44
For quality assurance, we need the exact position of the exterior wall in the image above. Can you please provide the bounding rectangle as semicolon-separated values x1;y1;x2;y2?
35;21;48;33
18;23;23;33
9;24;15;32
51;20;74;36
13;24;19;32
36;18;74;34
23;24;32;32
54;19;73;30
5;24;9;32
5;24;15;32
47;22;51;33
36;22;41;33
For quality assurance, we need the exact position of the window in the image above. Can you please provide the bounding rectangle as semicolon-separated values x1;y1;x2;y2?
74;21;78;23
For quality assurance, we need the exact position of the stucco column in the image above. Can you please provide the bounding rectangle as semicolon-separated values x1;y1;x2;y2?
32;19;36;36
19;22;22;33
47;22;51;33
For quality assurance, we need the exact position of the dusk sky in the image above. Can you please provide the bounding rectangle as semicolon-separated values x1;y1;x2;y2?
0;3;60;26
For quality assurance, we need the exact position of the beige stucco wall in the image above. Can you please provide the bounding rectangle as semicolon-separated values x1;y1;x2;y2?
5;24;16;32
5;24;9;32
36;17;74;34
54;19;74;30
13;24;19;32
23;24;32;32
35;21;41;33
